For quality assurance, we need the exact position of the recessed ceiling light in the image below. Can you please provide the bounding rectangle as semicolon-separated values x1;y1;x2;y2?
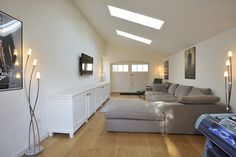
108;5;164;30
116;30;152;45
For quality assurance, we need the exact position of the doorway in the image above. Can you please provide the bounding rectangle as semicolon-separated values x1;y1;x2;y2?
111;61;149;93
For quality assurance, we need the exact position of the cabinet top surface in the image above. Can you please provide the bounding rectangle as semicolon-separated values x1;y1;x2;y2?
48;82;110;98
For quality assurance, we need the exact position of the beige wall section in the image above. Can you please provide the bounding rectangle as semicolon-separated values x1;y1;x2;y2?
167;26;236;112
104;44;164;86
0;0;105;157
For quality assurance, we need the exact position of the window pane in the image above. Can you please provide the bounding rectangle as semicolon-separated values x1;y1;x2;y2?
143;64;148;72
112;65;117;72
87;64;93;71
123;65;129;72
118;65;123;72
132;64;137;72
138;64;142;72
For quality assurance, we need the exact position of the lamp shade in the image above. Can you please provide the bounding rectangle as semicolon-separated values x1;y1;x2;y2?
224;71;228;77
228;51;233;57
226;60;230;66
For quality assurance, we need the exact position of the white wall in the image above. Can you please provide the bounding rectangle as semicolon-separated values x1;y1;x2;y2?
0;0;105;157
104;44;164;87
167;26;236;112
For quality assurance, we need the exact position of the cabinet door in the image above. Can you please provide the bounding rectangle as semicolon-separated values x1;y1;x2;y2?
73;93;87;131
94;87;101;110
104;84;109;100
106;84;110;99
87;90;96;118
97;86;103;107
101;85;106;103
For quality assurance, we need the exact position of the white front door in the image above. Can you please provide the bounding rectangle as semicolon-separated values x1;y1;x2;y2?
111;62;149;93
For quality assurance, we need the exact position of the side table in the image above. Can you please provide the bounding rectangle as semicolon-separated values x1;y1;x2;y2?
137;90;145;99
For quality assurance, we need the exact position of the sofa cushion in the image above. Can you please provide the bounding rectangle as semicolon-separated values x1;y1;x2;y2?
162;82;171;89
105;99;164;121
167;84;178;95
178;95;220;104
153;84;168;92
188;87;212;96
156;95;178;102
174;85;193;99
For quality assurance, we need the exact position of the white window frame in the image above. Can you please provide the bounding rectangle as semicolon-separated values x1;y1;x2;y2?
112;64;129;72
131;64;148;72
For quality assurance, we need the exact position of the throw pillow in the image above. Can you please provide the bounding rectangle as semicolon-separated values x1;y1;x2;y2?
152;84;168;92
162;82;171;89
174;85;193;99
167;84;178;95
178;95;220;104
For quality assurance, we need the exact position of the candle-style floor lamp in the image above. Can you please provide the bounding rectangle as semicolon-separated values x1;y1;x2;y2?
224;51;233;112
24;49;43;156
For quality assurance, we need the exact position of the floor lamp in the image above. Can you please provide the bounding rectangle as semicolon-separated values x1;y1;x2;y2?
224;50;233;112
24;49;43;156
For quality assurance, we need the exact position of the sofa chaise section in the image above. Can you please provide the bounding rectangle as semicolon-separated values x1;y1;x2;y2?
105;99;165;133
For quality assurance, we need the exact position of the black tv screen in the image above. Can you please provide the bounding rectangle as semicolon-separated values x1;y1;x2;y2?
79;53;93;75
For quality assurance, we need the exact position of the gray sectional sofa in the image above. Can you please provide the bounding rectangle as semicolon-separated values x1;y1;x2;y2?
145;82;226;134
105;82;226;134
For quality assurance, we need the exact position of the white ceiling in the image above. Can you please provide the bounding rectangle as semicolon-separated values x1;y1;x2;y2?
73;0;236;57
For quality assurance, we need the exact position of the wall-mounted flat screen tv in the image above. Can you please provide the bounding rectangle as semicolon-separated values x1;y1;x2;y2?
79;53;93;75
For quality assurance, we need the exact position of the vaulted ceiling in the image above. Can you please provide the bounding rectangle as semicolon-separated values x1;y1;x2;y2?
73;0;236;57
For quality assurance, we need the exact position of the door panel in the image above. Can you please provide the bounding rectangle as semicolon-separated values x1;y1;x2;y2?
111;73;130;92
130;73;148;92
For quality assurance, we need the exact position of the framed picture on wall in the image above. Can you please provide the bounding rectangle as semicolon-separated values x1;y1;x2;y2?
164;60;169;80
0;11;23;91
185;47;196;79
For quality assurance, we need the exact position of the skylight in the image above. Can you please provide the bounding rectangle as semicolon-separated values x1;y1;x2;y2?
116;30;152;45
108;5;164;30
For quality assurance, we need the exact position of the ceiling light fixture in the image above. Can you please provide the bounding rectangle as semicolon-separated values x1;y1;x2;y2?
116;30;152;45
108;5;164;30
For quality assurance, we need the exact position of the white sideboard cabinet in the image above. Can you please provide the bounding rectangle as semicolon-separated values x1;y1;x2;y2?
47;82;110;138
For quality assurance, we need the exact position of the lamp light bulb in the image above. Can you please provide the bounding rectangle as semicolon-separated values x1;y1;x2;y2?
36;72;40;79
228;51;233;57
224;71;228;77
226;60;230;66
27;48;32;56
33;59;37;66
13;49;18;56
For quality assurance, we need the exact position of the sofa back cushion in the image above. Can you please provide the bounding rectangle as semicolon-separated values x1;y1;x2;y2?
174;85;193;99
167;84;178;95
162;81;171;89
152;84;168;92
188;87;212;96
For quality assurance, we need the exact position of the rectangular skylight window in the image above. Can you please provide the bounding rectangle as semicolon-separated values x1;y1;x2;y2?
108;5;164;30
116;30;152;45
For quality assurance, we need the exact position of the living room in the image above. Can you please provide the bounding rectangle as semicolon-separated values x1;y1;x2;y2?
0;0;236;157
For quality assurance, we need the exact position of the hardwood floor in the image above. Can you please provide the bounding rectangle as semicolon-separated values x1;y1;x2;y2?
36;93;205;157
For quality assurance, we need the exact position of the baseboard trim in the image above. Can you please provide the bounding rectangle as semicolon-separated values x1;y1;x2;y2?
120;92;139;95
